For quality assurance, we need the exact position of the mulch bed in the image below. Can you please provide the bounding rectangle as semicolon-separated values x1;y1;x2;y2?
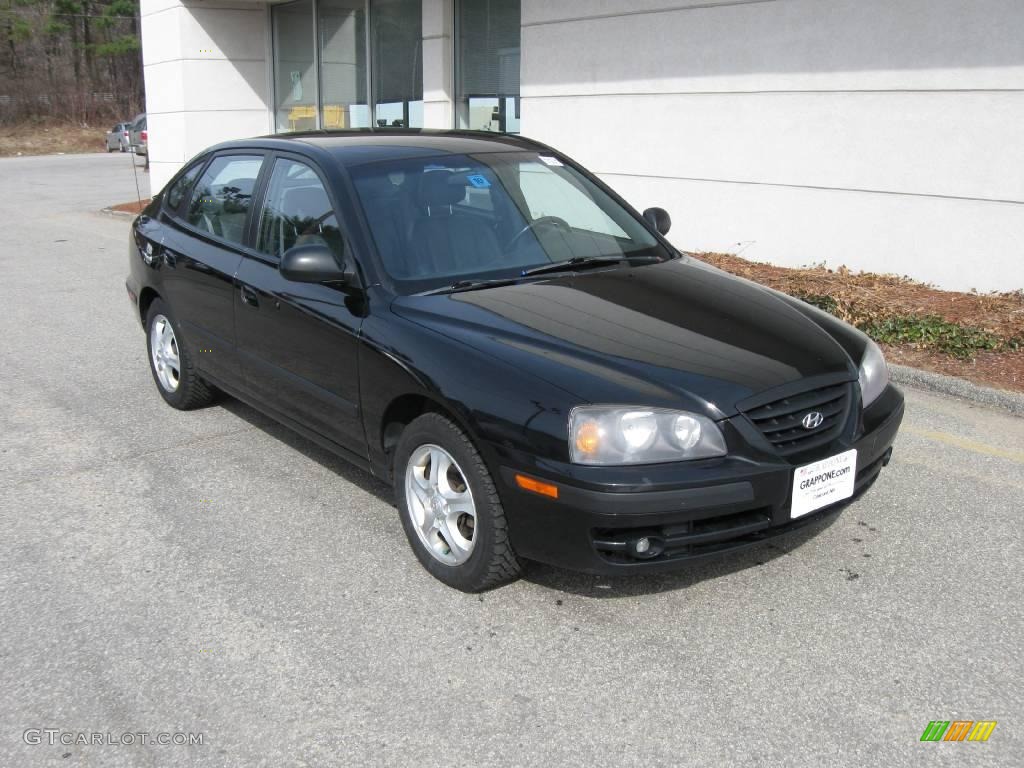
881;346;1024;394
694;252;1024;394
108;198;151;215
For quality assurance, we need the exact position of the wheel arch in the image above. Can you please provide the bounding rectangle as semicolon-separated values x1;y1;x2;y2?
138;286;161;324
379;392;474;471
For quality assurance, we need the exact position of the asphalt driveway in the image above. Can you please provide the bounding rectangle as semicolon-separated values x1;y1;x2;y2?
0;154;1020;767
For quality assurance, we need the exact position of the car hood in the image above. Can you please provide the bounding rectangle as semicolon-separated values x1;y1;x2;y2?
392;258;857;418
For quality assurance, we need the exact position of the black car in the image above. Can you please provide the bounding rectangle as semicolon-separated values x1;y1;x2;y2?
126;130;904;592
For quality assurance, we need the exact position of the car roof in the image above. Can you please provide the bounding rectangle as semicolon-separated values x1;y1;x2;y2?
204;129;549;168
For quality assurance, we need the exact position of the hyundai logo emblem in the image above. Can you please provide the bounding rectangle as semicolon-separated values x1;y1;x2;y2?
801;411;825;430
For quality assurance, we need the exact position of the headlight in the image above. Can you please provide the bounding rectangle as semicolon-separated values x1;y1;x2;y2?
858;339;889;407
569;406;727;465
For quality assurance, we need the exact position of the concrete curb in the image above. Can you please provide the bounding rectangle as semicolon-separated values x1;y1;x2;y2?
890;363;1024;418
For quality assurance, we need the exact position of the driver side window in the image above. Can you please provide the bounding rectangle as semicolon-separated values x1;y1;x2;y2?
257;158;343;261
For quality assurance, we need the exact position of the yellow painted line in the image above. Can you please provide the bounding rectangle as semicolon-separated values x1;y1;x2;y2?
904;425;1024;464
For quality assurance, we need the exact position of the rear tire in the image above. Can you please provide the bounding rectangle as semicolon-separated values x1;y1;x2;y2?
145;299;216;410
394;413;522;592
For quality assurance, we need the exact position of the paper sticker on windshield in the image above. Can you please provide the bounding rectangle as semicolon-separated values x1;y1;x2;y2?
539;155;563;167
467;174;491;188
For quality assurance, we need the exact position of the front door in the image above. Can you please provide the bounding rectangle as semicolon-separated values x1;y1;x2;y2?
233;156;365;457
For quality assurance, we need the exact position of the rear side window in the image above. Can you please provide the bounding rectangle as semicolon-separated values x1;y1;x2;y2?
256;158;343;261
185;155;264;245
165;159;206;211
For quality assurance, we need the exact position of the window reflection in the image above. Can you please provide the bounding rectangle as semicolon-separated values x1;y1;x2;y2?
272;0;316;132
372;0;423;128
319;0;369;128
457;0;521;133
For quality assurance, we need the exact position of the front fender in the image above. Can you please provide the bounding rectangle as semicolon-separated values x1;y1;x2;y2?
358;309;580;479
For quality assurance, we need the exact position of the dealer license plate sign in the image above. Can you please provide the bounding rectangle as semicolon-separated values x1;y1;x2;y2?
791;449;857;519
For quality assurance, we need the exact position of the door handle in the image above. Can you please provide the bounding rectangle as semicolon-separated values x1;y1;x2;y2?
240;284;259;307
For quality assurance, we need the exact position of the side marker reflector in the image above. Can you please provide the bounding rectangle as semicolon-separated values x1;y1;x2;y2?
515;474;559;499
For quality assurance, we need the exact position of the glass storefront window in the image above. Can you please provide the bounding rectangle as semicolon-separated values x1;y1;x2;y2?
272;0;316;133
319;0;369;129
274;0;517;134
371;0;423;128
456;0;521;133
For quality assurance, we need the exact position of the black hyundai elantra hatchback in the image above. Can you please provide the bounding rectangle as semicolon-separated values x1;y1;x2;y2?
126;130;904;591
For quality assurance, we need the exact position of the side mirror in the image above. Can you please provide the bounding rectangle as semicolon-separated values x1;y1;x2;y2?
279;243;350;283
643;207;672;236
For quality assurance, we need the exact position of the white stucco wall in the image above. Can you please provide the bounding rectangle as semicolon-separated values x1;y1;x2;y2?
519;0;1024;291
141;0;272;191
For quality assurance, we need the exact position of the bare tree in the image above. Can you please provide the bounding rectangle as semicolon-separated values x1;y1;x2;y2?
0;0;144;124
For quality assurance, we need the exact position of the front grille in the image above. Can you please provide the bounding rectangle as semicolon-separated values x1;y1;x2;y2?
741;382;852;456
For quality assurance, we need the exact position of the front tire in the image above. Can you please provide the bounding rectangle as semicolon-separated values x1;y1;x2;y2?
145;299;216;410
394;413;522;592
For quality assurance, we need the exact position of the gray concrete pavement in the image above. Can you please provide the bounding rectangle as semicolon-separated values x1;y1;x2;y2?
1;154;1021;767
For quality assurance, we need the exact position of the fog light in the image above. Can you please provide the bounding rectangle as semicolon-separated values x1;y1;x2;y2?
634;537;651;554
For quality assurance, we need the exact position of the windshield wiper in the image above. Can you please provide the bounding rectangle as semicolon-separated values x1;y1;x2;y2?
520;254;660;278
419;254;664;295
418;278;524;296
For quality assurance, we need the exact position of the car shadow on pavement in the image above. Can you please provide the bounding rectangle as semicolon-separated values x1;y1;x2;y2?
218;397;841;598
218;397;395;503
521;513;841;598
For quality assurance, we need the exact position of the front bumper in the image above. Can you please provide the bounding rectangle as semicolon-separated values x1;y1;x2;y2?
496;384;904;575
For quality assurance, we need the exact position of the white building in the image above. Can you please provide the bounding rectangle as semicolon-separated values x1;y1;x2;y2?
140;0;1024;291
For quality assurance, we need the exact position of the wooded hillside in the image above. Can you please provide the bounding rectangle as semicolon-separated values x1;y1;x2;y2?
1;0;144;124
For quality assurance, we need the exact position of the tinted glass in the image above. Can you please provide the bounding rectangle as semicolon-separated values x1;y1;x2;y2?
257;158;343;261
319;0;369;129
457;0;520;132
350;151;667;294
371;0;423;128
165;159;206;211
186;155;264;245
272;0;316;132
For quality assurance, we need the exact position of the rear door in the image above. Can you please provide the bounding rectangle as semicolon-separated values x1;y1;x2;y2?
160;152;267;386
233;154;366;456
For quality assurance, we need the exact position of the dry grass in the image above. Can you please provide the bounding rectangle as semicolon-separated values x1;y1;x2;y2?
0;120;109;157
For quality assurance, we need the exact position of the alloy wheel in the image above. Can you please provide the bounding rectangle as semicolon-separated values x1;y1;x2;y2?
404;444;477;566
149;314;181;393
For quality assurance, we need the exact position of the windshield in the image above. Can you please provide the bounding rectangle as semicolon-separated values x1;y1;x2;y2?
349;151;671;294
